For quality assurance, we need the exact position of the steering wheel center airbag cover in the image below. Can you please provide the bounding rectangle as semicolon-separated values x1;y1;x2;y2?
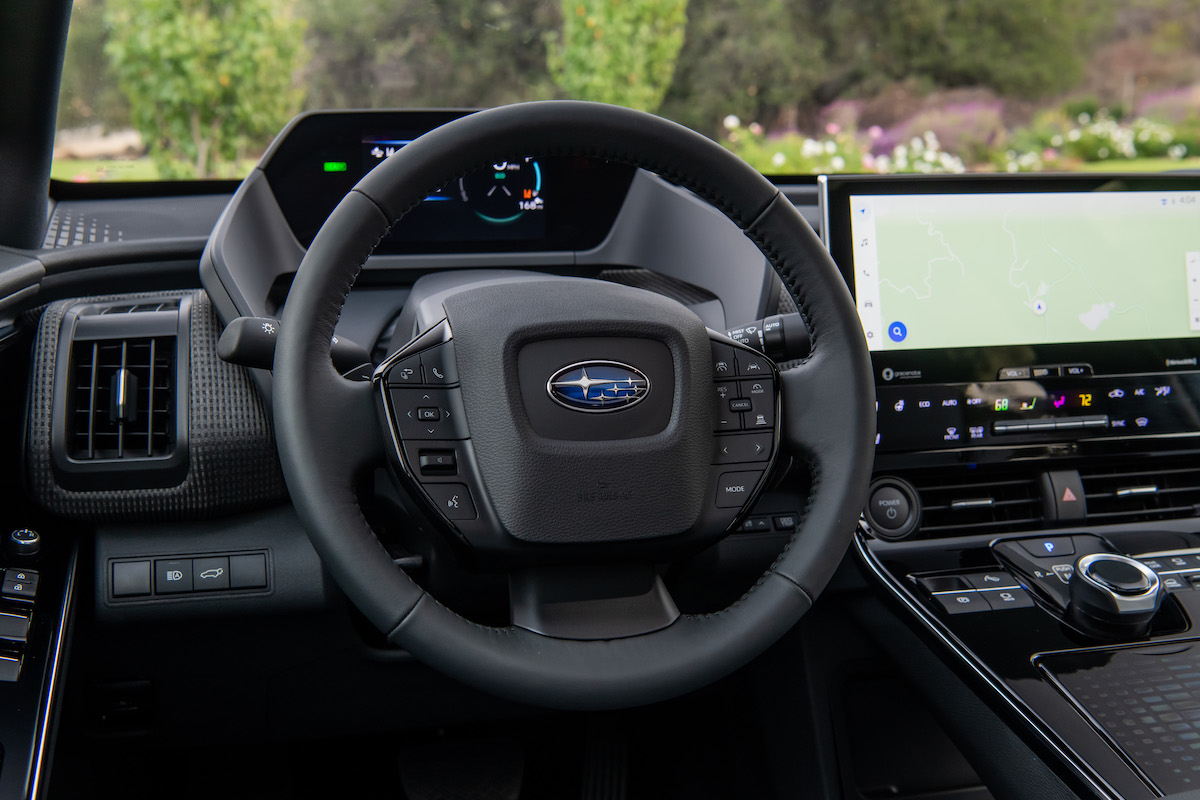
442;279;712;544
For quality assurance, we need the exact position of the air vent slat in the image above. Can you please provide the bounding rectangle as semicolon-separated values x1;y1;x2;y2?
1079;458;1200;526
68;334;175;462
905;471;1044;538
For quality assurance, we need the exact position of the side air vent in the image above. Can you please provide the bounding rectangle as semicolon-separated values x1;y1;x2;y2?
51;295;191;490
911;472;1044;538
1081;461;1200;525
69;337;174;460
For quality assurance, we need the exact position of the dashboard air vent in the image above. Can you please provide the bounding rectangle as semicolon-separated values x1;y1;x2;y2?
99;299;181;315
69;337;175;460
912;472;1044;537
1080;461;1200;525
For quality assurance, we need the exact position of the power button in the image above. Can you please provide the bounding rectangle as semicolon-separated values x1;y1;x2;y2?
870;487;910;530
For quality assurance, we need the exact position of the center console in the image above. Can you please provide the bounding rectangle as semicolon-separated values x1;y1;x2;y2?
821;173;1200;799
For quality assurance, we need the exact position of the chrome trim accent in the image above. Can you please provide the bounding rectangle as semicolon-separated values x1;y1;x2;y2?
950;498;995;510
854;531;1121;800
29;542;78;800
1115;485;1158;498
1076;554;1160;612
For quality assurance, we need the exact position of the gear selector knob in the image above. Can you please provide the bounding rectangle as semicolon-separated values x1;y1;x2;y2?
1068;553;1162;639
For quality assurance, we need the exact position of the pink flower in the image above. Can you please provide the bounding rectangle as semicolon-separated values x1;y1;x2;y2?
749;122;764;136
1042;148;1058;161
862;154;876;169
825;122;840;135
868;125;883;140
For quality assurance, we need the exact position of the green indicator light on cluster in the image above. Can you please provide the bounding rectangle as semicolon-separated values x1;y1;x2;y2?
494;172;506;179
323;161;348;173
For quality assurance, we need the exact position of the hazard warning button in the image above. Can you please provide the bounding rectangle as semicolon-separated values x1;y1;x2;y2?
1039;469;1087;523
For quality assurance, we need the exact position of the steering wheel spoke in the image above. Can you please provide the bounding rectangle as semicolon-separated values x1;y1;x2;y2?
509;563;680;641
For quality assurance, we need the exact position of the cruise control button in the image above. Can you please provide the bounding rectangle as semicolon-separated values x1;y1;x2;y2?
739;380;774;429
713;432;772;464
729;398;753;413
710;342;737;378
715;471;762;508
736;351;771;377
419;343;459;385
386;354;423;385
424;483;478;520
713;392;741;432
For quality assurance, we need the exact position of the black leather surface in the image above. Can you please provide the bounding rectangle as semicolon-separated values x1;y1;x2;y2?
441;279;712;544
272;100;875;708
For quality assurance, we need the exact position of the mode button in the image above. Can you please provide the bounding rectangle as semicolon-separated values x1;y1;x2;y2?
715;471;762;508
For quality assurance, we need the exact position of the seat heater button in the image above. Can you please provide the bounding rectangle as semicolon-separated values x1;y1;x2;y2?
155;559;193;593
419;343;459;385
715;471;762;508
111;561;151;597
425;483;478;521
229;554;268;589
386;354;423;385
192;557;230;591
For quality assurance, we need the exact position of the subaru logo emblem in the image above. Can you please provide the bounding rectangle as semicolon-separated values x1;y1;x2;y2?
546;361;650;412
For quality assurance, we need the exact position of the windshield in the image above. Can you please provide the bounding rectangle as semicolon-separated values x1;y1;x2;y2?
52;0;1200;182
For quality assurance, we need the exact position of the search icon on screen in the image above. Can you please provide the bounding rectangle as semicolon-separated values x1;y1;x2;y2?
888;321;907;342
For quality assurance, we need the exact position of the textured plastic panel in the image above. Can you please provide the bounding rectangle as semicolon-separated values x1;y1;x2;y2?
26;290;288;520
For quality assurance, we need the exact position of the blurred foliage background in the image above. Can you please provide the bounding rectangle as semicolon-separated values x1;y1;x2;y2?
53;0;1200;179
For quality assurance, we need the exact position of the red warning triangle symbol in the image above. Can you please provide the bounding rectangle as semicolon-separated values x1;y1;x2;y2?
1062;487;1078;503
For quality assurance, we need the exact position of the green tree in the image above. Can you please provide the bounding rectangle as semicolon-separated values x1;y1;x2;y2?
104;0;308;178
546;0;688;112
660;0;825;134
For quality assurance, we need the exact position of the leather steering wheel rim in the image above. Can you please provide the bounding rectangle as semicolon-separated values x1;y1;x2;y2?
272;100;875;710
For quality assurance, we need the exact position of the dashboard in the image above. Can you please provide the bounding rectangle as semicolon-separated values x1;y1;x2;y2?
10;106;1200;799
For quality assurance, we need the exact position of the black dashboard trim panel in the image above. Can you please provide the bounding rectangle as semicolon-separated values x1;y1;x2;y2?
26;290;287;520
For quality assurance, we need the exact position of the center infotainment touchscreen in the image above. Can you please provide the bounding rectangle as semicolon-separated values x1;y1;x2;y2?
849;190;1200;352
821;175;1200;456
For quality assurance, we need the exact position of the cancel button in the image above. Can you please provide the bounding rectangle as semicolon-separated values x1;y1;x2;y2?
716;471;763;508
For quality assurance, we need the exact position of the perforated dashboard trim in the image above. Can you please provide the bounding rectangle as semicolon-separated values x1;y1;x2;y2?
25;290;288;520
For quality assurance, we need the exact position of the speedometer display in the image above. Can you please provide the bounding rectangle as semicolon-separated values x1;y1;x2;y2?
459;159;544;224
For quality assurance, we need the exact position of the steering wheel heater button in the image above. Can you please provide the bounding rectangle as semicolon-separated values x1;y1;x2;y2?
424;483;478;521
715;471;762;508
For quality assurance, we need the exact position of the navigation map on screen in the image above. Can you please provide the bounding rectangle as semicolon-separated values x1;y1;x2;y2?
848;191;1200;351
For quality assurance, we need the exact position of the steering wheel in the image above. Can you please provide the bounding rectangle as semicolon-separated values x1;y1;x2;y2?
272;101;874;710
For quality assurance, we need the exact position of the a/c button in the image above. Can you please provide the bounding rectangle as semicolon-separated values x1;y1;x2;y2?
715;471;762;508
